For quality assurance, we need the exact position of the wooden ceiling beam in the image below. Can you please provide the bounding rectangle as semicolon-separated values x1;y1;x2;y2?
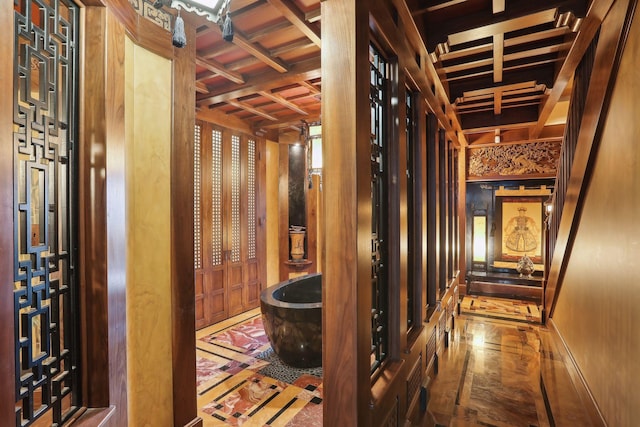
461;104;539;129
412;0;468;16
461;81;537;98
457;93;544;110
448;62;555;100
197;56;321;107
253;112;321;130
423;0;588;50
195;57;245;84
448;9;557;46
199;20;293;59
504;41;573;62
298;80;320;94
258;90;309;115
196;15;290;73
493;33;504;82
386;0;468;145
531;0;615;138
227;99;279;121
195;38;317;82
267;0;321;46
306;7;321;23
196;81;209;94
504;26;570;47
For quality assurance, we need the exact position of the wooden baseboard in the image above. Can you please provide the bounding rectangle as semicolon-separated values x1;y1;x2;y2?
544;320;606;427
182;416;204;427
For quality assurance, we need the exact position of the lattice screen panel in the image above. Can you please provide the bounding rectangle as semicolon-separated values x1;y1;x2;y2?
248;139;256;260
230;135;241;263
369;43;388;375
13;0;81;425
194;124;202;269
211;129;222;266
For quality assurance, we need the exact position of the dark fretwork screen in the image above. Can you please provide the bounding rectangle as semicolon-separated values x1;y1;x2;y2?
13;0;81;425
369;44;388;375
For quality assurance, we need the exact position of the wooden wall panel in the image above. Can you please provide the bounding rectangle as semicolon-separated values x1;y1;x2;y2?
552;2;639;425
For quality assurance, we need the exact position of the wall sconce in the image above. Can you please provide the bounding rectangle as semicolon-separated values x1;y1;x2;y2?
544;195;554;227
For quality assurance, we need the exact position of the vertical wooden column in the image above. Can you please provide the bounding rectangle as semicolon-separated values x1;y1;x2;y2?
104;11;129;427
457;148;467;293
322;0;372;425
171;15;202;427
80;5;112;410
0;0;14;421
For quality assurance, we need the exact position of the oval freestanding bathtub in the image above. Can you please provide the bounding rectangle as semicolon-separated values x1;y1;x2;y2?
260;273;322;368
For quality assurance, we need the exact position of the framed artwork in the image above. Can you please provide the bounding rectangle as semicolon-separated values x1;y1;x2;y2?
495;197;544;264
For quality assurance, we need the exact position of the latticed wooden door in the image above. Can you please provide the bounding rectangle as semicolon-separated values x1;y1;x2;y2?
194;122;263;329
11;0;82;425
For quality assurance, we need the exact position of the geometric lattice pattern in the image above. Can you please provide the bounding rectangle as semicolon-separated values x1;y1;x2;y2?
13;0;81;425
194;124;202;269
369;43;388;376
230;135;241;263
211;129;222;266
247;139;256;260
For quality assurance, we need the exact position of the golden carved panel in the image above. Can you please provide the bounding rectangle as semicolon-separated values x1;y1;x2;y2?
467;141;561;179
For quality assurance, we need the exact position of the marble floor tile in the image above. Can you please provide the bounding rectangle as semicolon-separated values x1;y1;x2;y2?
197;302;592;426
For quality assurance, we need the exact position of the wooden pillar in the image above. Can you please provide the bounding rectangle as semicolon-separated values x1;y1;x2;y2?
321;1;372;425
170;14;202;427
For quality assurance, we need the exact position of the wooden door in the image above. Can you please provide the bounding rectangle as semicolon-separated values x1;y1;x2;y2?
195;123;264;329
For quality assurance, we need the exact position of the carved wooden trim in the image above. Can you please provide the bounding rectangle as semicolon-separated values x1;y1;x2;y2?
467;141;561;180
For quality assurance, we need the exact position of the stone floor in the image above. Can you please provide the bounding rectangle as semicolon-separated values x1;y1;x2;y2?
197;301;596;426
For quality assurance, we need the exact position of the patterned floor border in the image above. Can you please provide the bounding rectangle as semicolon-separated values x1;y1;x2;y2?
196;314;323;426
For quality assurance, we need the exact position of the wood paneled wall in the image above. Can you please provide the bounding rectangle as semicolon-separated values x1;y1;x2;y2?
550;1;639;425
322;1;461;426
78;1;199;426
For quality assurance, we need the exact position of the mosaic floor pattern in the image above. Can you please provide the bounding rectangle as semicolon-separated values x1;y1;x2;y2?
460;295;542;323
196;309;323;426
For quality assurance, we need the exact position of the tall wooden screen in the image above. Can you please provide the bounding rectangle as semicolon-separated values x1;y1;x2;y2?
13;0;81;425
194;122;262;328
369;44;389;375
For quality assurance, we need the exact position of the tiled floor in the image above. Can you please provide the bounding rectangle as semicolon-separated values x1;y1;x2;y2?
196;309;323;427
197;300;593;426
460;294;542;323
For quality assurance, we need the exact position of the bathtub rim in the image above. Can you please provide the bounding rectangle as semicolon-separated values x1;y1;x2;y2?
259;272;322;309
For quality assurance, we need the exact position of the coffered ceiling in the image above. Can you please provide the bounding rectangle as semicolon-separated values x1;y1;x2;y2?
190;0;594;143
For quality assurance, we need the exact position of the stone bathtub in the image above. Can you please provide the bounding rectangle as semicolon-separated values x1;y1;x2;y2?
260;273;322;368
